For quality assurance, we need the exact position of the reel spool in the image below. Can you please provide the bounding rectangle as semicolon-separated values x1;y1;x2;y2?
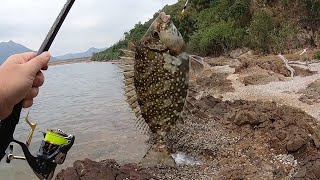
6;115;75;180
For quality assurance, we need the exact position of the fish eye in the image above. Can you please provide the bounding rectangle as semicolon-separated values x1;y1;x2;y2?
151;30;159;38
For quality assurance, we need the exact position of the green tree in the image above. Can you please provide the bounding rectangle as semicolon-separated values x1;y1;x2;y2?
249;9;274;53
189;20;244;55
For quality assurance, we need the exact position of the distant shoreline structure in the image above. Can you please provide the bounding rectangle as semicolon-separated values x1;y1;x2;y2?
48;57;91;66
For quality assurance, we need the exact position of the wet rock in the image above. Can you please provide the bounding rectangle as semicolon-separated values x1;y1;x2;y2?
55;159;154;180
311;160;320;178
195;72;234;94
294;166;307;178
166;95;319;179
286;135;307;152
56;168;78;180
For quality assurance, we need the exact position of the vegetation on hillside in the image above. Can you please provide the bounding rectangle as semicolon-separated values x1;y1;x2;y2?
92;0;320;61
316;51;320;60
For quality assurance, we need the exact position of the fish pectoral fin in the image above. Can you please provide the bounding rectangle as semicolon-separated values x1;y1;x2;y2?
189;55;205;75
139;145;176;168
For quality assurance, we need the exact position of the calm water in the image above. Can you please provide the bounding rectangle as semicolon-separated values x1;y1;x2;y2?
0;62;148;179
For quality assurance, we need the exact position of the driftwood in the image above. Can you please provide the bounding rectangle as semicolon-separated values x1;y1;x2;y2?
288;60;320;65
278;54;295;77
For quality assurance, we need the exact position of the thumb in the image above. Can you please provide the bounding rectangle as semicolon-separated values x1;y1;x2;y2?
26;52;51;74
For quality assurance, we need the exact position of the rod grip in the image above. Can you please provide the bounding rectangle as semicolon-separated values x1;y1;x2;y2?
0;102;23;161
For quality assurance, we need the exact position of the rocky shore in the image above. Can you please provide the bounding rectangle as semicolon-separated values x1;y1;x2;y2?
56;49;320;180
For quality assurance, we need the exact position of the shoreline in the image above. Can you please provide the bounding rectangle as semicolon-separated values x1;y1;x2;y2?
48;58;121;66
48;57;91;66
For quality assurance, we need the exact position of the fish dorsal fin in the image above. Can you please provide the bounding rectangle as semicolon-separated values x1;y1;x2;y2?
189;55;204;76
120;49;150;135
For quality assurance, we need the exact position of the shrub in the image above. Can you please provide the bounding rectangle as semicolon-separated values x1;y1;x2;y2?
270;21;299;53
248;9;274;53
188;20;244;56
315;51;320;60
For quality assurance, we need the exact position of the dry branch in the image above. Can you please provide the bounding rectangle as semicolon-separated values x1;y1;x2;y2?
278;54;295;77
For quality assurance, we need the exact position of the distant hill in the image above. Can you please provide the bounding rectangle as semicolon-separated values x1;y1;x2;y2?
0;41;103;63
0;40;33;63
54;47;105;60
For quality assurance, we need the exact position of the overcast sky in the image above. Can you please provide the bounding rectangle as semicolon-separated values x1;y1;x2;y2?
0;0;178;56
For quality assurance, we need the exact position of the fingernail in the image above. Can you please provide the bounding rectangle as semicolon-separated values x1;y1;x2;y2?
42;52;51;57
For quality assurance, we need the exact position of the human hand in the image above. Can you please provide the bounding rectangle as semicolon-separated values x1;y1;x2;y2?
0;52;50;119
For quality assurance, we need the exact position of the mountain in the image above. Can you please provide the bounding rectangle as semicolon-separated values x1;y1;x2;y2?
0;40;104;63
54;47;105;60
0;40;33;63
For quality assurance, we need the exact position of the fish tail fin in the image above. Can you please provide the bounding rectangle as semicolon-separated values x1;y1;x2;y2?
139;144;176;168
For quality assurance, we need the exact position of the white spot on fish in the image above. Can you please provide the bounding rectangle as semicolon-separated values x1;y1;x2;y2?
163;99;172;108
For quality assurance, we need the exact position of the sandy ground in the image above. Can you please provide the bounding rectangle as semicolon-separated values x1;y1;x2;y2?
216;63;320;121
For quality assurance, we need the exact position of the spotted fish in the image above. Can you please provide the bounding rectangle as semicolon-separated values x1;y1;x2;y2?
120;12;204;167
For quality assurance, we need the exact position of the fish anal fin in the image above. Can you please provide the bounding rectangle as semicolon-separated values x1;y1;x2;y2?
134;116;150;134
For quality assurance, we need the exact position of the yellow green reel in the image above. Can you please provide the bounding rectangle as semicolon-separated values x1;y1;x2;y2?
44;130;68;145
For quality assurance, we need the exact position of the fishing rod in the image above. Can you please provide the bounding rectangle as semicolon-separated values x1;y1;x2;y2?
181;0;189;15
0;0;76;179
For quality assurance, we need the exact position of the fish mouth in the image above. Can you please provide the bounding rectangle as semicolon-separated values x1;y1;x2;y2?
159;12;171;23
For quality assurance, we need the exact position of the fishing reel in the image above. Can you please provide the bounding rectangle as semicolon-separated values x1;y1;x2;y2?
6;113;75;180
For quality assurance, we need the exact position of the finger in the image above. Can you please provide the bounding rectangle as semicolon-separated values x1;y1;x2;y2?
6;52;36;64
41;65;49;70
20;52;37;63
22;99;33;108
26;52;51;74
33;71;45;87
25;88;39;99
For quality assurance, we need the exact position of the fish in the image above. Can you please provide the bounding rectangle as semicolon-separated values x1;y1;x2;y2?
120;12;204;167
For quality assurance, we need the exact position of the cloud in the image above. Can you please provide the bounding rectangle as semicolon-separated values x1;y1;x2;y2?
0;0;178;56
